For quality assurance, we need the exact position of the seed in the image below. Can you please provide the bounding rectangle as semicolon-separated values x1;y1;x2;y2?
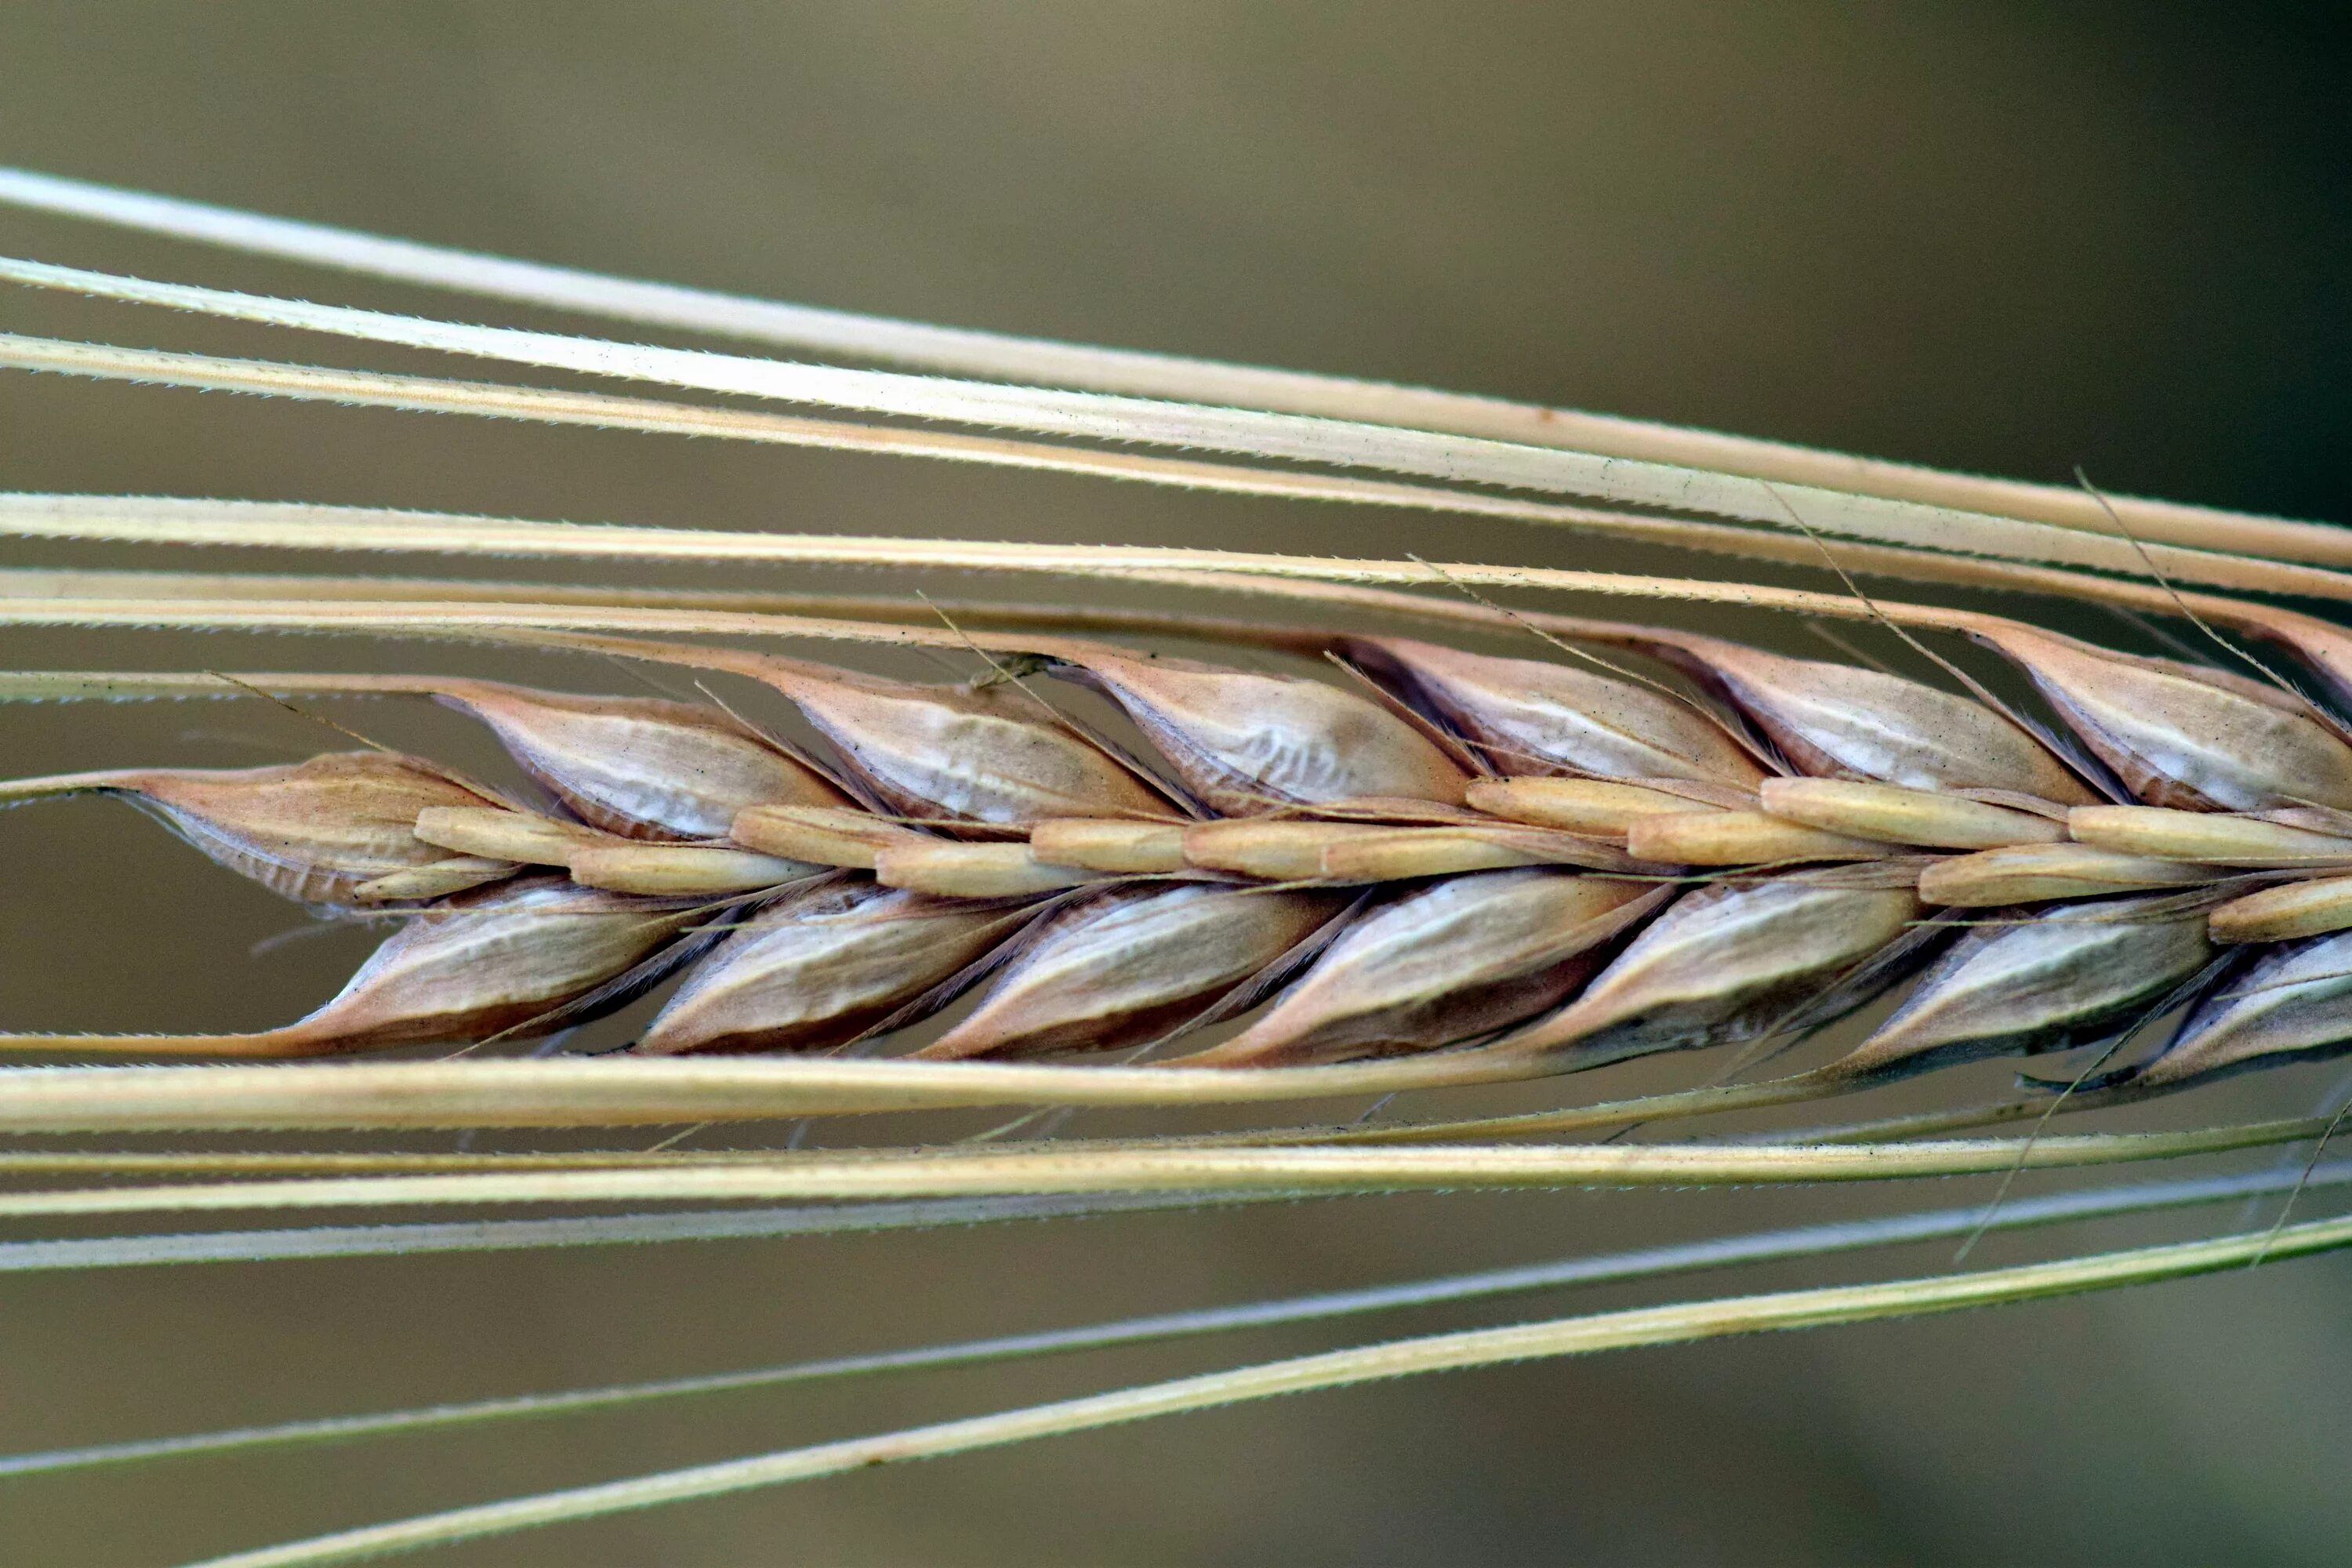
1640;633;2095;800
1180;819;1392;880
750;656;1168;824
729;803;935;869
1916;844;2216;906
921;884;1346;1059
1625;811;1886;866
2129;931;2352;1089
1828;897;2215;1080
637;880;1022;1055
1050;645;1469;811
873;841;1103;898
412;804;608;865
1027;818;1192;873
1490;872;1925;1069
1757;778;2066;849
2065;805;2352;868
1464;776;1740;838
1316;824;1650;880
2206;876;2352;944
0;751;510;906
431;679;850;838
350;856;517;903
1344;636;1766;786
563;843;818;896
1971;623;2352;810
1185;871;1663;1067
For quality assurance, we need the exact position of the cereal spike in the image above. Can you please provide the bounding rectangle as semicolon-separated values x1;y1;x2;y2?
1831;897;2216;1080
430;679;850;839
1047;645;1470;812
749;656;1169;825
921;885;1346;1060
1491;873;1926;1068
636;881;1023;1055
1185;872;1663;1067
1970;623;2352;811
1342;636;1767;786
1635;631;2097;802
2129;931;2352;1089
0;751;508;906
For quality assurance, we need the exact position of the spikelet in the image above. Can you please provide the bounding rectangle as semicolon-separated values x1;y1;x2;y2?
635;880;1025;1055
923;884;1346;1059
1635;632;2096;800
748;655;1169;825
1343;636;1766;786
102;878;709;1057
1487;867;1928;1069
430;679;851;838
1184;871;1662;1067
2128;931;2352;1089
0;752;512;906
1969;624;2352;811
1828;895;2216;1080
1047;644;1469;812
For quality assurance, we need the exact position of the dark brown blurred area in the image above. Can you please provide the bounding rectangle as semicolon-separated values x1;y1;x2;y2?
3;3;2350;1563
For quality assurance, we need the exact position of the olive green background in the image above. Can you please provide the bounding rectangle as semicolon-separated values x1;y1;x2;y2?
2;4;2350;1563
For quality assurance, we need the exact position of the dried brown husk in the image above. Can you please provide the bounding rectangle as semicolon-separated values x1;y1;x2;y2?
1183;870;1664;1067
1047;644;1469;812
1633;631;2095;801
921;884;1348;1060
2129;931;2352;1089
0;751;511;906
1829;895;2216;1080
180;877;707;1055
749;655;1170;826
1969;623;2352;811
636;880;1029;1055
1488;867;1929;1069
430;679;851;839
1341;636;1766;786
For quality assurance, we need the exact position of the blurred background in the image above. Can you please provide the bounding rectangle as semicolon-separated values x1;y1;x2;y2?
2;3;2350;1563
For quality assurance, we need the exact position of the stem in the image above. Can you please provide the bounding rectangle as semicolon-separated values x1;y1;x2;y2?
0;267;2336;602
0;1120;2324;1220
10;1160;2340;1479
2;167;2331;567
180;1209;2352;1568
